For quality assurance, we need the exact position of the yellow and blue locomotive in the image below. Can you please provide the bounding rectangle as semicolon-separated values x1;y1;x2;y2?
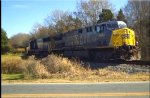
26;21;140;60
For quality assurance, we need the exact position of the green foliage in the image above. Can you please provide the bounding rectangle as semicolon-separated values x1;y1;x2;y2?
1;28;8;44
98;9;114;23
1;28;9;54
2;74;24;80
117;9;126;23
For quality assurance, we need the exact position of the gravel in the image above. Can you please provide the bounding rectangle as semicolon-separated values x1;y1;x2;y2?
107;64;150;74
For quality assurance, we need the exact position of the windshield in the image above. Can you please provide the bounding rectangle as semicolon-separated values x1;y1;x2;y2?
107;23;118;30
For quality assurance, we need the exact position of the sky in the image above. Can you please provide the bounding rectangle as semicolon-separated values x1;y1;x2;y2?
2;0;128;38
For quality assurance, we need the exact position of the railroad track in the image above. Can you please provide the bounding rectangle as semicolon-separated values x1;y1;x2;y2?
121;60;150;65
79;59;150;72
79;58;150;66
96;60;150;65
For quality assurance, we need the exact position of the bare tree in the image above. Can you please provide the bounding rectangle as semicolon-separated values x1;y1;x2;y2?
45;10;82;34
76;0;112;26
9;33;31;48
43;0;112;35
124;0;150;60
30;23;53;39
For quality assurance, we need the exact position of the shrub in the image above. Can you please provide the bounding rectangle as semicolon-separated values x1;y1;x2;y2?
20;56;49;79
2;57;22;74
40;54;89;79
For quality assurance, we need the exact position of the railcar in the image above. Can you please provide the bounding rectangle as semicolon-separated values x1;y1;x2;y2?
25;21;141;60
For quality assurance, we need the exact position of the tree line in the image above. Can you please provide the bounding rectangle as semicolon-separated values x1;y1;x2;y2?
1;0;149;60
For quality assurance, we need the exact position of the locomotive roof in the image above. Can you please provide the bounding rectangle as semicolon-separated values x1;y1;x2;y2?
97;21;126;25
68;21;126;30
29;33;64;42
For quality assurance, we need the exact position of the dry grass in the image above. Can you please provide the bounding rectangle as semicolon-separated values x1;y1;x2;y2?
1;54;150;82
40;54;90;80
1;54;22;74
20;56;49;79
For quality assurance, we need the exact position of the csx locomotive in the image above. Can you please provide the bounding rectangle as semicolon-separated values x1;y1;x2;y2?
26;21;141;60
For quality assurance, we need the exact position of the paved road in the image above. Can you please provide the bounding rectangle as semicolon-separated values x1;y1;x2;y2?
2;82;150;98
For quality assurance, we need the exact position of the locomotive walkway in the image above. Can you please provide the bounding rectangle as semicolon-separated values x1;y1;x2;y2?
2;82;149;98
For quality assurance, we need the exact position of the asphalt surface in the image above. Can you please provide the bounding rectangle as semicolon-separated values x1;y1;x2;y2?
2;82;150;98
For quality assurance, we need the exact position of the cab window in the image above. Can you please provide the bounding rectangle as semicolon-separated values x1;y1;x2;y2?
96;24;106;33
96;26;100;33
107;23;118;30
100;24;106;33
86;27;92;32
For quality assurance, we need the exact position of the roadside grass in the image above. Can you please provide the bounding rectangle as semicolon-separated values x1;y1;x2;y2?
1;54;150;83
1;54;21;62
2;72;149;83
2;74;24;80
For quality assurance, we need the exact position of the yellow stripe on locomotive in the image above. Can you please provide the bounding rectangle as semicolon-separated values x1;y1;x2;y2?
110;28;136;47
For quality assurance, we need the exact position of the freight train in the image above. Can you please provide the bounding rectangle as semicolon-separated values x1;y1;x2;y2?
25;21;141;61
